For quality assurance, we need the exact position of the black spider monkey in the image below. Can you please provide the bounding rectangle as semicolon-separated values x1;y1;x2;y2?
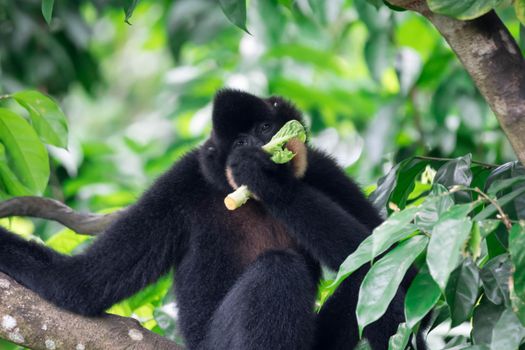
0;89;419;350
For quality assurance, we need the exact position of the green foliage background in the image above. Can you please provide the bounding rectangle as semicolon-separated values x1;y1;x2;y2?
0;0;524;349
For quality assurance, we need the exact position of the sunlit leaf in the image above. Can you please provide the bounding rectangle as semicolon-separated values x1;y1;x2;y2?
467;221;482;260
13;90;68;148
387;322;410;350
330;207;420;291
509;224;525;303
0;108;49;194
445;258;480;327
414;184;454;233
427;0;500;20
357;236;428;334
427;207;473;290
404;265;441;329
515;0;525;25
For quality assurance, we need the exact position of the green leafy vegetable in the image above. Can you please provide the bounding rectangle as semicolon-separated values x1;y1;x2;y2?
224;120;306;210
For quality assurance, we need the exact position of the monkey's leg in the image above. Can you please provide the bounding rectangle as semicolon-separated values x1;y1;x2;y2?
201;250;317;350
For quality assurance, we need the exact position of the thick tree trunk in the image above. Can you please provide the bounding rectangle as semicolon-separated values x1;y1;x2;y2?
0;273;182;350
389;0;525;165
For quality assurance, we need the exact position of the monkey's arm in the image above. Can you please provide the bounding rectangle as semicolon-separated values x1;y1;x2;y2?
303;148;383;231
227;147;373;271
0;155;196;316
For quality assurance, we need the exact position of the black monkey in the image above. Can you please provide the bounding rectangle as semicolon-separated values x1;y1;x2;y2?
0;89;414;350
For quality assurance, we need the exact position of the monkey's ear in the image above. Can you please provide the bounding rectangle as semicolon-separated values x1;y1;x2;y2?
212;89;270;142
287;139;308;178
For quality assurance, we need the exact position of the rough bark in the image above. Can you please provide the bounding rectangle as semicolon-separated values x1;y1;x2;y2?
0;273;182;350
0;198;183;349
0;197;123;235
388;0;525;165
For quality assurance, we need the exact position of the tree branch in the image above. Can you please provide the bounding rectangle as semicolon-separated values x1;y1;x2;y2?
0;197;123;235
0;272;183;350
387;0;525;165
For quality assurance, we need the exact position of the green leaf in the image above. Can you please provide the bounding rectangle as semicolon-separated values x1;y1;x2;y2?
0;144;32;196
468;221;482;260
123;0;140;24
427;0;500;20
516;0;525;25
387;323;411;350
0;108;49;194
474;187;525;221
427;208;473;290
353;339;372;350
364;32;394;82
509;224;525;303
404;265;441;329
480;254;512;306
357;235;428;335
13;90;68;148
330;207;420;291
486;175;525;197
490;308;525;349
434;154;473;189
414;184;454;233
262;120;306;163
472;297;506;346
405;265;441;329
445;258;480;327
219;0;249;33
41;0;54;24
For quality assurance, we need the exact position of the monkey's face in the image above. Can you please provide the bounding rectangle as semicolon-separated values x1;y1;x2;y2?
200;89;307;191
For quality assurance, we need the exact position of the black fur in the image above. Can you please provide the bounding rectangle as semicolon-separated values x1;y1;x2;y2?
0;89;418;349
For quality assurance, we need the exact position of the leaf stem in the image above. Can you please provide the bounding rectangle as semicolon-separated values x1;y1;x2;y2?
451;186;512;230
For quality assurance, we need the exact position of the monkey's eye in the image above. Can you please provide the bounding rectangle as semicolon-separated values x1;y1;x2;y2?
259;123;272;134
234;138;247;148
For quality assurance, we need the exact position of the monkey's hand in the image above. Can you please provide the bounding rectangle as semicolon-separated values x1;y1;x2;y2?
226;146;299;205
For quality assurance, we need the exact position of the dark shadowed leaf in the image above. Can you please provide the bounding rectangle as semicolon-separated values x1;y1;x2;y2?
357;236;428;334
123;0;140;24
41;0;54;24
487;175;525;197
490;309;525;349
219;0;249;32
445;258;480;327
434;154;473;189
472;297;506;346
404;265;441;329
480;254;512;306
